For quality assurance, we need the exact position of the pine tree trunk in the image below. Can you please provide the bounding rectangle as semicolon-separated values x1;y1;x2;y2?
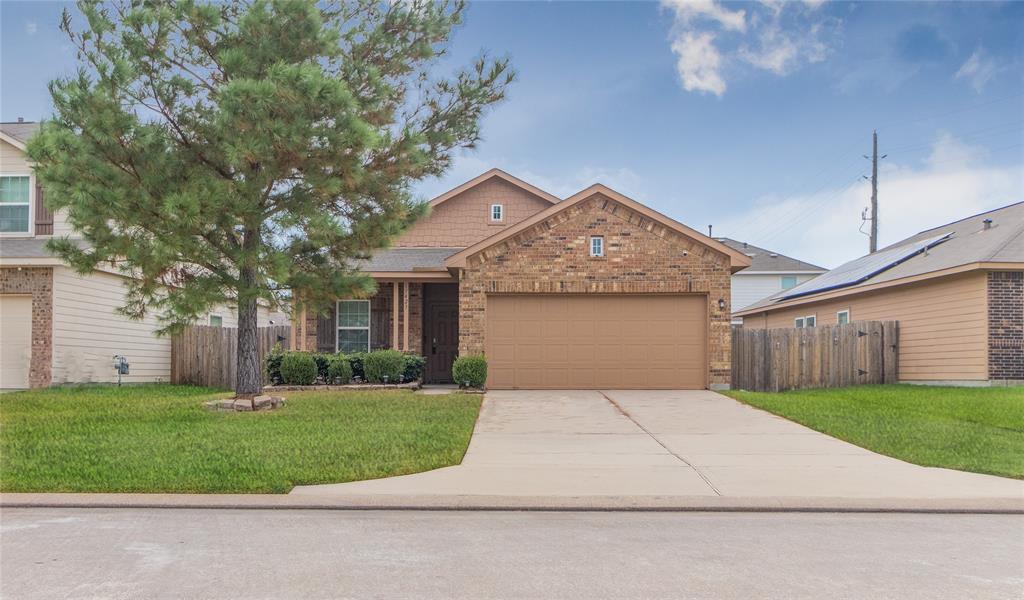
235;264;262;399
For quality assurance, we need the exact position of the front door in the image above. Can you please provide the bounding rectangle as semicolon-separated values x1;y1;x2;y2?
423;284;459;383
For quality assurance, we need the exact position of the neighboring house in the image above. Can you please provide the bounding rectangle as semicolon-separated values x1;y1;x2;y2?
735;202;1024;386
0;121;281;389
292;169;751;390
715;237;826;323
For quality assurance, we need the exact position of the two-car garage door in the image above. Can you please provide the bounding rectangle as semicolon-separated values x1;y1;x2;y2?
486;295;707;390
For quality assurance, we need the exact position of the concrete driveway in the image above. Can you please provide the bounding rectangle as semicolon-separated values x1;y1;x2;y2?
291;390;1024;499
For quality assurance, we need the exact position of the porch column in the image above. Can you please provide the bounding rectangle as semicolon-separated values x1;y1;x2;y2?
403;282;410;351
392;282;399;350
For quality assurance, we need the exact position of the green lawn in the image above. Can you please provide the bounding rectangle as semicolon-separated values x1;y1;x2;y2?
0;385;481;493
724;385;1024;479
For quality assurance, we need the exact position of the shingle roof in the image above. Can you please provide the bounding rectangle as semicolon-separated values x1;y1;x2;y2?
357;247;462;272
715;238;826;272
736;201;1024;314
0;121;39;145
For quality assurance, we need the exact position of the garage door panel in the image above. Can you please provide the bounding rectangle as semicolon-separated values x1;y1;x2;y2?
486;295;706;390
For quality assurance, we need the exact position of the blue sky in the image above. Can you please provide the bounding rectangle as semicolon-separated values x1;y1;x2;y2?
2;1;1022;267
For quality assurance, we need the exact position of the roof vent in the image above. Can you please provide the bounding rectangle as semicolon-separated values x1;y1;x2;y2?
983;218;993;231
743;241;748;249
770;253;778;258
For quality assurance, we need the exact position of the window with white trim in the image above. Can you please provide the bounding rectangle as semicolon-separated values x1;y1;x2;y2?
337;299;370;353
837;310;850;325
795;315;817;328
209;314;223;327
780;275;798;290
590;236;604;257
490;204;503;222
0;175;31;234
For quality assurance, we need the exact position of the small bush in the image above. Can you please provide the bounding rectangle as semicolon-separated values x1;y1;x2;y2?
312;353;332;383
279;352;317;386
363;349;405;383
327;355;353;384
402;354;426;383
346;351;367;381
452;355;487;388
264;343;286;385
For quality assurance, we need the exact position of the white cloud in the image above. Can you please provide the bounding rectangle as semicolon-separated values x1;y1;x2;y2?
717;135;1022;268
672;31;727;95
955;48;997;93
662;0;839;95
25;21;38;35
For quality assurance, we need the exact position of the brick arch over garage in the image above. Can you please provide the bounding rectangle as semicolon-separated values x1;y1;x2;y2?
451;187;742;389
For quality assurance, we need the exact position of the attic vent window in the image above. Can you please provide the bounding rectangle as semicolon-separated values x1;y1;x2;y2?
491;204;503;222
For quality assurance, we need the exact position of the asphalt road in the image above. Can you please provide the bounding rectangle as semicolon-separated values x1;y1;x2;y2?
1;509;1022;599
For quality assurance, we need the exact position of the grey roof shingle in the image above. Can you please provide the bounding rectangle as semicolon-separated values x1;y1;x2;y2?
0;237;88;258
715;238;826;272
356;247;462;272
0;121;40;144
738;201;1024;313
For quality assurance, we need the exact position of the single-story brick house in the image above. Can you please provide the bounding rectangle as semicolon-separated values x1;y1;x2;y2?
292;169;751;390
734;202;1024;386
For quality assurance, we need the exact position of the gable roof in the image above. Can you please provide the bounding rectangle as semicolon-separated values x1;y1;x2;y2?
715;238;826;273
735;201;1024;316
0;121;38;150
428;168;560;208
357;247;462;272
445;184;753;272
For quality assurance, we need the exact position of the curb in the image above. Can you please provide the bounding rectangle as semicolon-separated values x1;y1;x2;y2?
3;493;1022;514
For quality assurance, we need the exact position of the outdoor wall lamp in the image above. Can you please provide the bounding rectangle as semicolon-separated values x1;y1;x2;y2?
718;298;727;311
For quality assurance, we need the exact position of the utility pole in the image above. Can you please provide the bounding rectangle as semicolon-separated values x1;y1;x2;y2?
861;131;885;253
869;130;879;253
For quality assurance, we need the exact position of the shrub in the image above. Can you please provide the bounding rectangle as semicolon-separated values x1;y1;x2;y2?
346;351;367;381
402;354;426;383
312;353;332;383
279;352;317;386
363;349;405;383
264;343;286;385
452;355;487;388
327;355;353;384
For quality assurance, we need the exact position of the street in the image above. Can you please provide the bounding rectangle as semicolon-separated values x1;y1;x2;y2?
1;508;1021;599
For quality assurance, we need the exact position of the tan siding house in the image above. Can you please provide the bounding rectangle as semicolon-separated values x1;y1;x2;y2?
0;122;279;388
736;203;1024;386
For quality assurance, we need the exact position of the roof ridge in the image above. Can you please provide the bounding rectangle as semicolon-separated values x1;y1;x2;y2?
913;200;1024;236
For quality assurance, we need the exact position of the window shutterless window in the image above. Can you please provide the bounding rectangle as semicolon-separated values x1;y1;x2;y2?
837;310;850;325
0;175;31;234
209;315;223;327
590;236;604;257
795;317;805;328
337;299;370;353
490;204;503;222
795;315;816;328
781;275;797;290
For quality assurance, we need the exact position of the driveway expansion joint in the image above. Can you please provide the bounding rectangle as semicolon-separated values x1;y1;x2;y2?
598;391;723;496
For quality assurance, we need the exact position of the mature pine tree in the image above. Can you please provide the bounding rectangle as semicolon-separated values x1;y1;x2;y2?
28;0;513;397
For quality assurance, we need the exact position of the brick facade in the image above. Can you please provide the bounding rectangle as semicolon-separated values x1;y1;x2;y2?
457;193;734;387
988;271;1023;380
0;266;53;388
395;177;553;247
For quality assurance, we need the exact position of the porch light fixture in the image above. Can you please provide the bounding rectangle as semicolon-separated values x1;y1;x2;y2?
718;298;726;311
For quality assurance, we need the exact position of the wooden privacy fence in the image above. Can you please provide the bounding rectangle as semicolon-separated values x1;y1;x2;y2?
732;321;899;392
171;325;291;390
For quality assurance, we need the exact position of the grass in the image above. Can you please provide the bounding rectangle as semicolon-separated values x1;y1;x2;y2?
724;384;1024;479
0;385;482;494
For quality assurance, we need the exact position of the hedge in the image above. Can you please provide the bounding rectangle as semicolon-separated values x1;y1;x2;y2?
452;355;487;388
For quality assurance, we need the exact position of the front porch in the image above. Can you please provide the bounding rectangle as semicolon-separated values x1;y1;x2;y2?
294;278;459;384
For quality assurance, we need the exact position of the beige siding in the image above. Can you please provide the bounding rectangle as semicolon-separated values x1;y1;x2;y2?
52;266;279;384
0;139;30;171
744;272;989;381
395;177;552;247
52;266;172;383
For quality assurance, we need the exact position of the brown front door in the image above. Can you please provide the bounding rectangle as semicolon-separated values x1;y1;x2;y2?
423;284;459;383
